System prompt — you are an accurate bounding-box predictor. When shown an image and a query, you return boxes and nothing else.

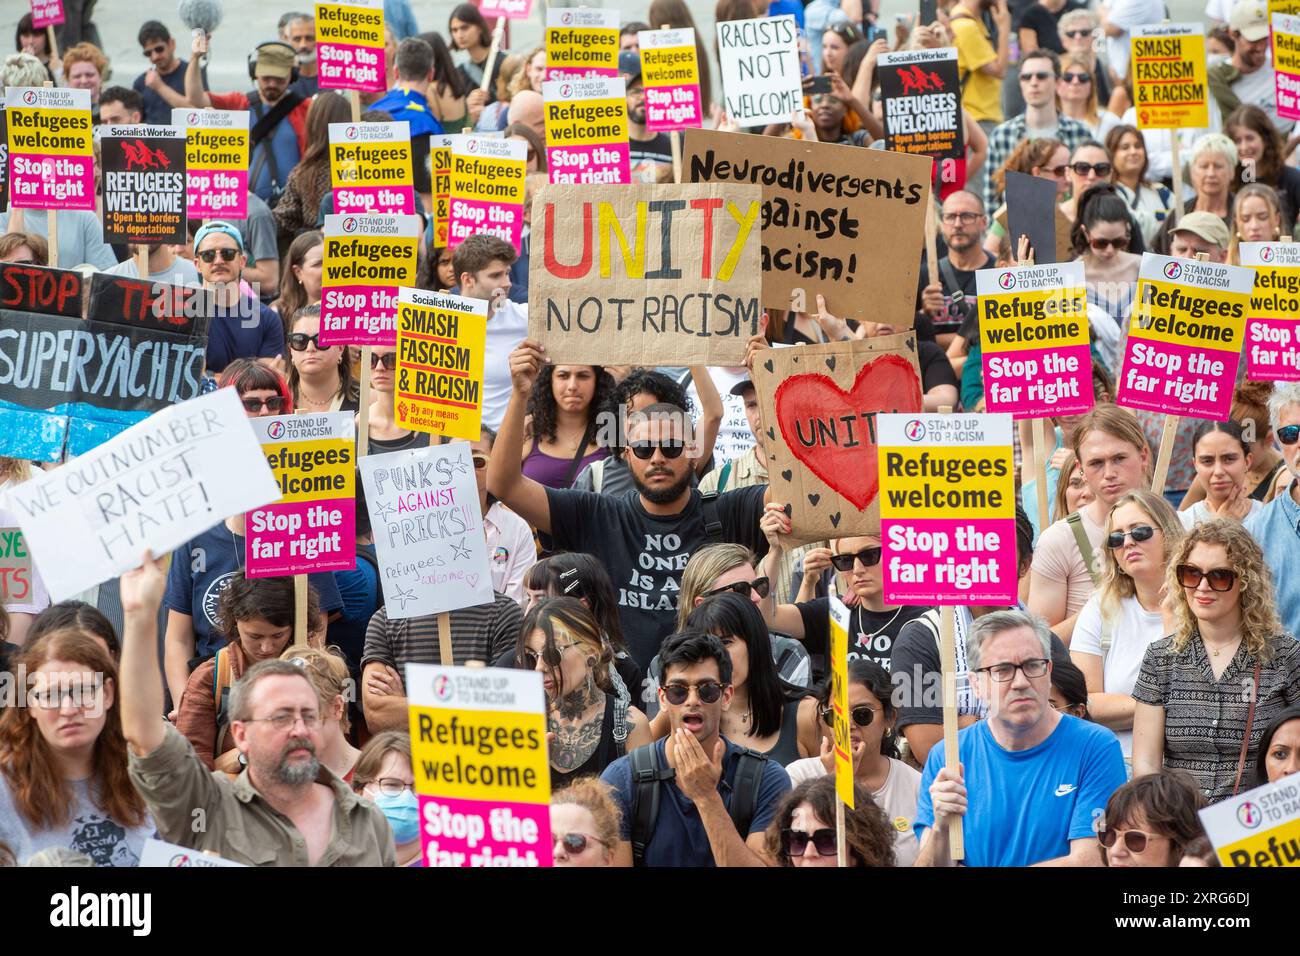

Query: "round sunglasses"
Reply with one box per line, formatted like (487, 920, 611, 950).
(703, 576, 770, 600)
(518, 639, 581, 671)
(782, 827, 837, 857)
(830, 547, 882, 571)
(1176, 565, 1238, 591)
(1106, 525, 1155, 549)
(819, 704, 877, 727)
(662, 680, 725, 706)
(197, 247, 240, 263)
(1098, 828, 1159, 853)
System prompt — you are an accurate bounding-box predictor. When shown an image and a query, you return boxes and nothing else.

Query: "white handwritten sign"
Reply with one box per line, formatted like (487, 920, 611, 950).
(139, 838, 248, 868)
(359, 441, 493, 618)
(716, 15, 802, 126)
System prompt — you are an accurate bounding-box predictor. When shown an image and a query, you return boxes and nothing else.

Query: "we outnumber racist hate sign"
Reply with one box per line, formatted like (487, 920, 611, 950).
(879, 413, 1017, 606)
(1240, 241, 1300, 380)
(448, 136, 527, 252)
(319, 213, 421, 346)
(359, 442, 494, 619)
(542, 77, 631, 185)
(683, 129, 931, 323)
(545, 8, 620, 81)
(976, 261, 1093, 418)
(329, 121, 415, 215)
(716, 16, 802, 126)
(753, 336, 924, 542)
(1131, 24, 1209, 129)
(315, 0, 386, 93)
(246, 413, 356, 577)
(879, 48, 964, 163)
(638, 28, 704, 131)
(5, 388, 280, 602)
(4, 87, 94, 211)
(1116, 254, 1253, 421)
(529, 182, 763, 366)
(1275, 14, 1300, 122)
(173, 108, 249, 219)
(99, 125, 188, 245)
(1200, 774, 1300, 867)
(408, 664, 552, 867)
(396, 288, 488, 442)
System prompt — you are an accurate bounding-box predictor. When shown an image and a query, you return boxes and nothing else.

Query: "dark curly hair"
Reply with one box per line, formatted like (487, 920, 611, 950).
(525, 364, 616, 445)
(765, 776, 897, 867)
(217, 572, 321, 647)
(598, 369, 694, 451)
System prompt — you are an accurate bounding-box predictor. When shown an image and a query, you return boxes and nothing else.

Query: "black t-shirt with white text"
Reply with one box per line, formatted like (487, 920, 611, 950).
(796, 598, 933, 674)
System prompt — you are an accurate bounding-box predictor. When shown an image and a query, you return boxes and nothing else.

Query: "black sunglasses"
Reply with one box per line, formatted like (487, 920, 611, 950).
(782, 828, 837, 857)
(662, 681, 725, 705)
(703, 576, 770, 600)
(1061, 71, 1092, 84)
(1063, 29, 1093, 39)
(144, 43, 168, 56)
(819, 704, 875, 728)
(288, 332, 324, 351)
(1106, 525, 1156, 549)
(629, 440, 685, 460)
(1278, 424, 1300, 445)
(241, 395, 284, 413)
(1020, 70, 1054, 81)
(370, 352, 398, 370)
(1071, 161, 1113, 177)
(1099, 828, 1154, 853)
(1176, 565, 1238, 592)
(1089, 236, 1129, 251)
(830, 547, 882, 571)
(197, 247, 240, 263)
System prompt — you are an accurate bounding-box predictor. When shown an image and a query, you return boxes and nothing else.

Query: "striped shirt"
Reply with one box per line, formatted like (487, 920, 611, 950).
(361, 593, 524, 672)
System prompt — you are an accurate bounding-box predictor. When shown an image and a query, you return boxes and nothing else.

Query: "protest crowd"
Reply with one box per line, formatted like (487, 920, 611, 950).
(3, 0, 1300, 874)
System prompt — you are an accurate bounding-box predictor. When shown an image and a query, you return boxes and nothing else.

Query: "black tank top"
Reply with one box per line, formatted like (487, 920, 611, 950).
(759, 698, 804, 767)
(551, 693, 626, 788)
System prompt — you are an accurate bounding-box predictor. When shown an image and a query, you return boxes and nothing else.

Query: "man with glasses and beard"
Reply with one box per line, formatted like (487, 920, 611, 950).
(119, 555, 395, 866)
(489, 341, 774, 672)
(915, 190, 996, 353)
(192, 221, 286, 375)
(914, 609, 1125, 867)
(600, 631, 792, 866)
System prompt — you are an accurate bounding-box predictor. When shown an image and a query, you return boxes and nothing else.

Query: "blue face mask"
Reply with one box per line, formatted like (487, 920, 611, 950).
(373, 789, 420, 845)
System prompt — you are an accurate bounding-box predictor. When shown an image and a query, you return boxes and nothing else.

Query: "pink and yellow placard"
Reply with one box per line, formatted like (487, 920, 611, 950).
(1240, 241, 1300, 381)
(329, 120, 415, 215)
(545, 7, 619, 81)
(5, 87, 94, 211)
(320, 213, 422, 346)
(542, 77, 630, 186)
(638, 28, 704, 131)
(316, 0, 386, 93)
(447, 136, 527, 252)
(174, 108, 250, 219)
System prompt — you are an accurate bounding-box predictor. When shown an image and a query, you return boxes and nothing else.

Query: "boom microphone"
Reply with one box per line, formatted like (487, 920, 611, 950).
(178, 0, 224, 34)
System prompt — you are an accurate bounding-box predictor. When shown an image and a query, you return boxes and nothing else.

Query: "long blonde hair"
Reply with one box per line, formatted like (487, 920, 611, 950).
(1097, 490, 1182, 629)
(1166, 519, 1284, 660)
(677, 543, 753, 629)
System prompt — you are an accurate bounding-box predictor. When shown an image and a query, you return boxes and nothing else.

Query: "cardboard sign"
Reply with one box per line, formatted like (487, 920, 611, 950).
(4, 87, 94, 211)
(408, 663, 552, 867)
(638, 28, 704, 132)
(432, 135, 455, 248)
(329, 120, 415, 215)
(319, 213, 422, 347)
(479, 0, 533, 19)
(683, 128, 931, 323)
(1131, 24, 1209, 130)
(86, 271, 209, 336)
(976, 262, 1093, 419)
(448, 136, 527, 252)
(1116, 254, 1253, 421)
(829, 594, 855, 809)
(1, 261, 83, 318)
(0, 528, 33, 604)
(752, 336, 924, 543)
(1274, 14, 1300, 123)
(1240, 241, 1300, 380)
(246, 413, 356, 577)
(359, 442, 494, 619)
(545, 8, 620, 81)
(716, 15, 802, 126)
(1199, 774, 1300, 867)
(315, 0, 386, 93)
(173, 108, 250, 219)
(542, 77, 631, 186)
(879, 48, 964, 163)
(5, 388, 280, 602)
(878, 413, 1017, 605)
(396, 288, 488, 441)
(29, 0, 65, 28)
(99, 125, 188, 245)
(529, 182, 763, 366)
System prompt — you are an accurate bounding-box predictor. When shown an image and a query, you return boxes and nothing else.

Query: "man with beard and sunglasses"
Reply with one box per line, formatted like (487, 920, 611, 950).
(192, 221, 286, 375)
(600, 631, 792, 866)
(119, 553, 395, 866)
(489, 341, 774, 672)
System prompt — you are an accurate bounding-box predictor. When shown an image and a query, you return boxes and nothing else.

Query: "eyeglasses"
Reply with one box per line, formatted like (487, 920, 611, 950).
(1070, 161, 1113, 177)
(1020, 71, 1054, 82)
(629, 440, 685, 460)
(1063, 29, 1094, 39)
(241, 395, 285, 413)
(1044, 164, 1069, 177)
(1176, 565, 1238, 592)
(370, 352, 398, 370)
(366, 777, 414, 797)
(1061, 72, 1092, 84)
(1278, 424, 1300, 445)
(197, 247, 240, 263)
(1099, 828, 1159, 853)
(781, 828, 837, 857)
(553, 832, 608, 853)
(1106, 524, 1156, 549)
(519, 640, 581, 670)
(830, 547, 882, 571)
(703, 576, 770, 600)
(941, 211, 983, 224)
(472, 453, 490, 470)
(819, 704, 876, 727)
(31, 684, 102, 709)
(145, 44, 168, 56)
(975, 658, 1050, 682)
(242, 709, 322, 731)
(1089, 235, 1129, 252)
(662, 681, 725, 705)
(288, 332, 324, 351)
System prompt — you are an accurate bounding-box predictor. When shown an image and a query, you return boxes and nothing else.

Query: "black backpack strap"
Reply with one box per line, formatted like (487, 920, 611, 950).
(727, 747, 769, 839)
(248, 89, 303, 148)
(629, 744, 672, 867)
(699, 491, 724, 543)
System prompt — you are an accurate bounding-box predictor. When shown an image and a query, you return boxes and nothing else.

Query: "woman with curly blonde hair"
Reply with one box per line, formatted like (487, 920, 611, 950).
(1132, 520, 1300, 802)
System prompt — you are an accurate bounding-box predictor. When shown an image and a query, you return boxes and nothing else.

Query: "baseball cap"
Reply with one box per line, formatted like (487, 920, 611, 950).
(729, 376, 755, 397)
(193, 220, 247, 254)
(618, 50, 642, 82)
(1228, 0, 1268, 42)
(254, 42, 296, 78)
(1170, 211, 1231, 250)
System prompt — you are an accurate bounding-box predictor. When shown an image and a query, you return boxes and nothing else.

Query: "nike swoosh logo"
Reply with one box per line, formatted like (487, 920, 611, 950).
(1054, 784, 1077, 797)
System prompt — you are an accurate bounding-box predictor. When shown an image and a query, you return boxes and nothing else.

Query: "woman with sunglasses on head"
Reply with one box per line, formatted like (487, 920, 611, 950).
(1105, 124, 1174, 248)
(784, 659, 921, 865)
(519, 598, 651, 787)
(285, 304, 359, 414)
(764, 776, 896, 867)
(272, 230, 324, 326)
(278, 646, 359, 782)
(1072, 184, 1143, 331)
(1178, 421, 1263, 528)
(351, 731, 421, 866)
(550, 777, 625, 867)
(1072, 491, 1182, 764)
(521, 364, 615, 490)
(1060, 141, 1114, 224)
(1252, 706, 1300, 786)
(363, 346, 430, 452)
(1098, 770, 1207, 867)
(1132, 520, 1300, 803)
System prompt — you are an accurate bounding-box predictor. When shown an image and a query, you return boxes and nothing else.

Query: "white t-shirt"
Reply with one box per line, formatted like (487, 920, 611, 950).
(481, 299, 529, 431)
(1103, 0, 1165, 81)
(1233, 58, 1295, 134)
(1071, 592, 1165, 756)
(1178, 499, 1264, 530)
(104, 257, 201, 287)
(784, 756, 922, 867)
(485, 500, 536, 606)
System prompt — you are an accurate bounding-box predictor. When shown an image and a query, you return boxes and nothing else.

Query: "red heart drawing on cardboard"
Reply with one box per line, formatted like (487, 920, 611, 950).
(773, 355, 923, 511)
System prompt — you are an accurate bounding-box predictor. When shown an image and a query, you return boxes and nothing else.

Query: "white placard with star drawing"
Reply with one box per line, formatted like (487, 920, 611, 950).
(358, 441, 493, 618)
